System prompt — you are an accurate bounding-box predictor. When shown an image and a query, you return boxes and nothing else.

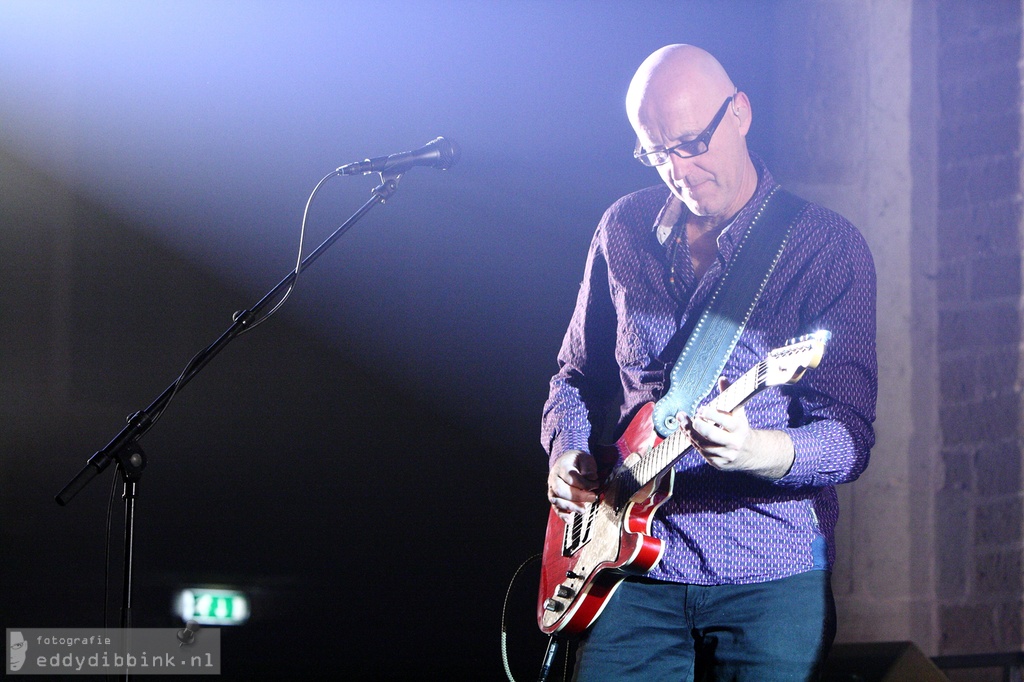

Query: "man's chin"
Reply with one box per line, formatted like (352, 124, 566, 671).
(678, 194, 708, 217)
(672, 186, 713, 216)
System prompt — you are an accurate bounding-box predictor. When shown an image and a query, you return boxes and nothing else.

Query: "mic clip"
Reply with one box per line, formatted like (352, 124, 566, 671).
(371, 169, 405, 203)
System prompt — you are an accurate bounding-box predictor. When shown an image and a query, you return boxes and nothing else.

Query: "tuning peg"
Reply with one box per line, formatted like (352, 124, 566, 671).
(809, 330, 832, 344)
(785, 330, 832, 346)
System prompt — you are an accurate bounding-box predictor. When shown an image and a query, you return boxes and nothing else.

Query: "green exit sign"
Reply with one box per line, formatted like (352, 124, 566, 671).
(176, 588, 250, 625)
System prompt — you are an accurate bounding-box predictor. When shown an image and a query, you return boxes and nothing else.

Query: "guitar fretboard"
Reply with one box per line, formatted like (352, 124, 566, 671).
(615, 358, 769, 505)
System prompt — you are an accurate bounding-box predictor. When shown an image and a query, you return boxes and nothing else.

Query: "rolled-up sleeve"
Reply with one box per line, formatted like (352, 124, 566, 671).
(776, 216, 877, 488)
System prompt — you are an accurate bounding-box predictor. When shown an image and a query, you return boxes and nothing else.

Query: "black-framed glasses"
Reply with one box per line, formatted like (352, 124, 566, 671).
(633, 95, 734, 166)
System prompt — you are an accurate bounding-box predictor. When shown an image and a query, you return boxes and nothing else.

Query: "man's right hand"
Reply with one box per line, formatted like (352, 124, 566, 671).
(547, 450, 599, 522)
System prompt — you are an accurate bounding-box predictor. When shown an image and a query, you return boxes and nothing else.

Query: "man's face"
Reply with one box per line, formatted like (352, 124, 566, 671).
(635, 90, 749, 221)
(10, 631, 27, 672)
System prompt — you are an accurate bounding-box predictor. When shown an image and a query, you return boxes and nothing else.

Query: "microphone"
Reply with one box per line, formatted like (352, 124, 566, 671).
(338, 137, 461, 176)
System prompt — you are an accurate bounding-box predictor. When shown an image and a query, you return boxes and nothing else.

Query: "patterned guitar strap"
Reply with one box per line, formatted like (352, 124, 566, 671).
(651, 186, 808, 438)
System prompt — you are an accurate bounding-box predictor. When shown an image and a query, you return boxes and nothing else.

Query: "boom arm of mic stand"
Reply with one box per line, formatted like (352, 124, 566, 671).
(55, 170, 405, 505)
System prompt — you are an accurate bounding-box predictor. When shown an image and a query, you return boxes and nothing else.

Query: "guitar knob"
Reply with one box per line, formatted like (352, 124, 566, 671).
(544, 598, 564, 612)
(556, 585, 576, 599)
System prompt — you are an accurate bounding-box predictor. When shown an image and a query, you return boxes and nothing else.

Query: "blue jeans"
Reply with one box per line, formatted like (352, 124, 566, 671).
(573, 570, 835, 682)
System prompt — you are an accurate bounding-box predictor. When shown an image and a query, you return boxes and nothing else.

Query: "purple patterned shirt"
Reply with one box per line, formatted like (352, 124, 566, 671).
(541, 156, 877, 585)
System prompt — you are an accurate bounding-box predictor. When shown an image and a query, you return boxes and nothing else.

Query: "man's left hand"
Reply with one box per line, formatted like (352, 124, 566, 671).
(681, 377, 795, 480)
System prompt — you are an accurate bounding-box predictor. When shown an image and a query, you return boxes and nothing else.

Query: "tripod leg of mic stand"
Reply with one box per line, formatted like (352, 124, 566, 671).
(121, 477, 136, 630)
(117, 445, 146, 682)
(537, 636, 562, 682)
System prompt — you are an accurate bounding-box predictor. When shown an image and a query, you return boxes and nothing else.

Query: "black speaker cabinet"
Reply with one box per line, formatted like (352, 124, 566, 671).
(822, 641, 949, 682)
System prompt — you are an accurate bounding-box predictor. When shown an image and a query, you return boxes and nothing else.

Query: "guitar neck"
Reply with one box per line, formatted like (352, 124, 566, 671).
(714, 362, 766, 413)
(622, 357, 770, 495)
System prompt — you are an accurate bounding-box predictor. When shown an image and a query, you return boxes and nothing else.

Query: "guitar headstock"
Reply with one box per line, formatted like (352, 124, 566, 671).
(764, 330, 831, 387)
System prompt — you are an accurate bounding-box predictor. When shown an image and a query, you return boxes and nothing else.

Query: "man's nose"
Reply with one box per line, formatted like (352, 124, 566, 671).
(668, 153, 696, 183)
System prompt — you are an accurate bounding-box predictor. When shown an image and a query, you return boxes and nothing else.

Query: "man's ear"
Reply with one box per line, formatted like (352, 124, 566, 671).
(733, 91, 752, 135)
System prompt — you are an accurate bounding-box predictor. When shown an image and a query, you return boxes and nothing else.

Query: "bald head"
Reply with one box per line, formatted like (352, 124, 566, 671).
(626, 44, 736, 136)
(625, 45, 756, 224)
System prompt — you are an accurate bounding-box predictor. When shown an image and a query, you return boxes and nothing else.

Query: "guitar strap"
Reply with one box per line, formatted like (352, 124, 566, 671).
(651, 186, 808, 438)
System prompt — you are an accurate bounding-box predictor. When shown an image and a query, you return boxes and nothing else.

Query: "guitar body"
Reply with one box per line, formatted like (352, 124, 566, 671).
(537, 402, 675, 635)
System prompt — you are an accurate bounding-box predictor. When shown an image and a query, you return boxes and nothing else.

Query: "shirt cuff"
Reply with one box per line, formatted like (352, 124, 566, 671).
(776, 424, 825, 487)
(548, 430, 591, 467)
(775, 419, 866, 488)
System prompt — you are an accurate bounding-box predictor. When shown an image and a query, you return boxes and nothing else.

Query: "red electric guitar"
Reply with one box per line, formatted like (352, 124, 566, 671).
(536, 332, 830, 635)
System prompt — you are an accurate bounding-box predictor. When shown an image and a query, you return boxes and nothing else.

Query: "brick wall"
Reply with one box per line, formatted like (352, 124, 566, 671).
(935, 0, 1023, 654)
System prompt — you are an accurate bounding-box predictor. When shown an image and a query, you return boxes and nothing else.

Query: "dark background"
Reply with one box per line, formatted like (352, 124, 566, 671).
(0, 2, 787, 678)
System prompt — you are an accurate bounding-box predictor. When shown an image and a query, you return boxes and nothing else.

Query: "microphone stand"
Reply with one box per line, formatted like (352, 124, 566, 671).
(54, 169, 406, 656)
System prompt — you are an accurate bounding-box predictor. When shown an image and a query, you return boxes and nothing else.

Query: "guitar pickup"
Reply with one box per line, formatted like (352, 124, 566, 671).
(562, 501, 600, 555)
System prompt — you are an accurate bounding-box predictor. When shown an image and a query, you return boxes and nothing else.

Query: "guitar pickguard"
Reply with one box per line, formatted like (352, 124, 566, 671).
(538, 470, 672, 634)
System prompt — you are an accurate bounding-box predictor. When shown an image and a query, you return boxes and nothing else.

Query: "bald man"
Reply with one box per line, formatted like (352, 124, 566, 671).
(541, 45, 877, 680)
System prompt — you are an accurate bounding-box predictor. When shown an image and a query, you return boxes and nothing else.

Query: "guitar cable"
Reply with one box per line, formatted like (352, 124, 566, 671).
(501, 552, 545, 682)
(143, 167, 336, 430)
